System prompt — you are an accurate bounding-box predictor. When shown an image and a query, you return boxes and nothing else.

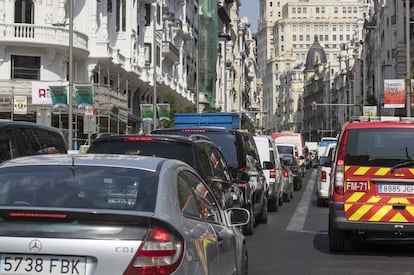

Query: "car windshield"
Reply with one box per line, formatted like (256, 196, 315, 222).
(344, 128, 414, 167)
(0, 166, 158, 211)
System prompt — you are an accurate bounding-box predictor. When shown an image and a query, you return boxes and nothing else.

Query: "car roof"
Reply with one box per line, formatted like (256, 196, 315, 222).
(152, 127, 249, 135)
(0, 120, 61, 132)
(343, 120, 414, 130)
(0, 154, 170, 172)
(92, 133, 214, 146)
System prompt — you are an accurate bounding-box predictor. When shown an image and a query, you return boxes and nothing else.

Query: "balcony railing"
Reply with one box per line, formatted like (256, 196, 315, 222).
(0, 23, 88, 52)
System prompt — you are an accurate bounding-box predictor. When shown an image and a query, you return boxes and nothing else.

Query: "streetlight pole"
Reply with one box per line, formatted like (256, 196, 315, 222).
(406, 0, 411, 117)
(68, 0, 74, 150)
(152, 2, 157, 130)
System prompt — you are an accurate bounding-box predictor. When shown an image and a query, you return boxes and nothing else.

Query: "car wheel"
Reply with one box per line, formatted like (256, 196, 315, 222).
(239, 248, 248, 275)
(294, 179, 299, 191)
(268, 197, 278, 212)
(243, 203, 255, 235)
(329, 216, 345, 252)
(283, 192, 291, 202)
(316, 196, 324, 207)
(257, 196, 268, 224)
(279, 191, 284, 206)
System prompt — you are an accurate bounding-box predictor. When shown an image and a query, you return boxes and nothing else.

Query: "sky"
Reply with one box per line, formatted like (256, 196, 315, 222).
(239, 0, 260, 33)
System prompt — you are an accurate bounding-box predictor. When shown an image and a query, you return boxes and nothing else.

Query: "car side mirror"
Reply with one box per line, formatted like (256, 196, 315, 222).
(226, 208, 250, 226)
(262, 161, 274, 170)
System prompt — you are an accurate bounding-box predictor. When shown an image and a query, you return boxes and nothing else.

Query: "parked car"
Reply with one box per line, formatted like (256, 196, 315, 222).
(329, 117, 414, 252)
(280, 153, 302, 191)
(253, 135, 284, 211)
(152, 127, 268, 236)
(316, 143, 336, 206)
(0, 120, 67, 163)
(0, 154, 250, 275)
(86, 134, 242, 209)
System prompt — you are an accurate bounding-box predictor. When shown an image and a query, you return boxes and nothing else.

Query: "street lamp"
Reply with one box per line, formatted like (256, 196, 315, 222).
(405, 0, 411, 117)
(68, 0, 74, 149)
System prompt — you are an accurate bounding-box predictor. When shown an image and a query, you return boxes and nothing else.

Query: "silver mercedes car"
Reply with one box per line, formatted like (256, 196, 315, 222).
(0, 154, 250, 275)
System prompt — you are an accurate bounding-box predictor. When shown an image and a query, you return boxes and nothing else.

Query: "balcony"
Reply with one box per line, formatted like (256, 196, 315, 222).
(162, 41, 179, 63)
(0, 23, 88, 53)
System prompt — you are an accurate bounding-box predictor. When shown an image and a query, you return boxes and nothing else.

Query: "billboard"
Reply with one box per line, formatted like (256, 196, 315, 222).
(383, 79, 405, 108)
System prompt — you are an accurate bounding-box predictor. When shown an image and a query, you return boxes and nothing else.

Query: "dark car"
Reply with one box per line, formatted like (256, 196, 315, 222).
(0, 154, 250, 275)
(0, 120, 67, 163)
(87, 134, 242, 209)
(152, 127, 268, 236)
(280, 153, 302, 191)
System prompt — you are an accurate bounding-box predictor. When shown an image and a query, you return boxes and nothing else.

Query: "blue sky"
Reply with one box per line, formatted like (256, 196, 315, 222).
(240, 0, 259, 32)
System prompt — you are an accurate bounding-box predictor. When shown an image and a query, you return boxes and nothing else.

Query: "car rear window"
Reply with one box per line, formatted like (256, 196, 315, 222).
(277, 145, 294, 155)
(0, 166, 158, 212)
(344, 128, 414, 167)
(88, 139, 195, 166)
(152, 130, 239, 168)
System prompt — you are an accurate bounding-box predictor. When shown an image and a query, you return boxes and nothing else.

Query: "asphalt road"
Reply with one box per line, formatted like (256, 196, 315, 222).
(246, 168, 414, 275)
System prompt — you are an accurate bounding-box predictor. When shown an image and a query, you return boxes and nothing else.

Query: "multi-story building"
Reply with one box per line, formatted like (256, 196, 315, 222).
(258, 0, 368, 134)
(0, 0, 197, 148)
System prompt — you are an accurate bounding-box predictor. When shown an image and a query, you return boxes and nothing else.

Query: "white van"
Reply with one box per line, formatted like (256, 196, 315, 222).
(271, 132, 305, 160)
(253, 136, 283, 212)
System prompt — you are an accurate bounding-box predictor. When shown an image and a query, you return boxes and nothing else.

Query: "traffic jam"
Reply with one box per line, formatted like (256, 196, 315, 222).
(2, 116, 414, 274)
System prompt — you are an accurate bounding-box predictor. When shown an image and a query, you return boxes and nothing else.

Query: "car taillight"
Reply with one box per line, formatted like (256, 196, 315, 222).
(321, 170, 327, 182)
(270, 168, 276, 179)
(180, 129, 206, 133)
(282, 168, 289, 178)
(123, 226, 184, 275)
(334, 164, 345, 195)
(124, 137, 155, 142)
(333, 131, 347, 196)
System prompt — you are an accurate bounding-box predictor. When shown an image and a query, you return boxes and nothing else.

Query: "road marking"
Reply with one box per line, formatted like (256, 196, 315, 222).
(287, 169, 318, 233)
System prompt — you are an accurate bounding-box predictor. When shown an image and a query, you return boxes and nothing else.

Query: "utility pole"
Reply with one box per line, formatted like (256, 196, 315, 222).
(406, 0, 411, 116)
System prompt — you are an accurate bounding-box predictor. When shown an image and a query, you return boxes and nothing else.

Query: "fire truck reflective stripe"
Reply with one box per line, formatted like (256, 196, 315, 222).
(406, 206, 414, 216)
(347, 192, 365, 203)
(367, 196, 381, 203)
(394, 172, 406, 177)
(368, 205, 392, 221)
(409, 168, 414, 175)
(388, 198, 410, 204)
(374, 168, 390, 176)
(390, 212, 408, 222)
(354, 167, 370, 175)
(348, 205, 373, 220)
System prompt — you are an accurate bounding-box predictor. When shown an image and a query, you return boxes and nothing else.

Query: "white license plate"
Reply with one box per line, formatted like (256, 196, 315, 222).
(0, 254, 86, 275)
(378, 184, 414, 194)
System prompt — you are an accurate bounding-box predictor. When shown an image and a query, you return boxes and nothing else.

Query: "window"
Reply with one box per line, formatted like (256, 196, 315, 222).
(107, 0, 112, 13)
(144, 4, 151, 26)
(14, 0, 34, 24)
(293, 35, 297, 41)
(11, 55, 40, 80)
(316, 7, 320, 13)
(334, 7, 338, 13)
(178, 170, 222, 223)
(116, 0, 126, 32)
(144, 43, 151, 66)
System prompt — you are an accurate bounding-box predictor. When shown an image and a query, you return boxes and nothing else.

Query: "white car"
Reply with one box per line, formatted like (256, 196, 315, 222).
(316, 143, 336, 206)
(253, 136, 284, 212)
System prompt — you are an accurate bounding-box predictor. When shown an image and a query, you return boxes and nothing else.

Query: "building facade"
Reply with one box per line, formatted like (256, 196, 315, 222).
(0, 0, 197, 147)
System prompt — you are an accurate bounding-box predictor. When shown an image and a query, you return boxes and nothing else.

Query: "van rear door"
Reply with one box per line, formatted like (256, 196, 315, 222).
(342, 127, 414, 223)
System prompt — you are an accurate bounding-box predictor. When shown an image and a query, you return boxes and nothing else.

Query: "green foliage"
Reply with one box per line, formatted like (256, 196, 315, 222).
(365, 94, 377, 106)
(160, 91, 195, 128)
